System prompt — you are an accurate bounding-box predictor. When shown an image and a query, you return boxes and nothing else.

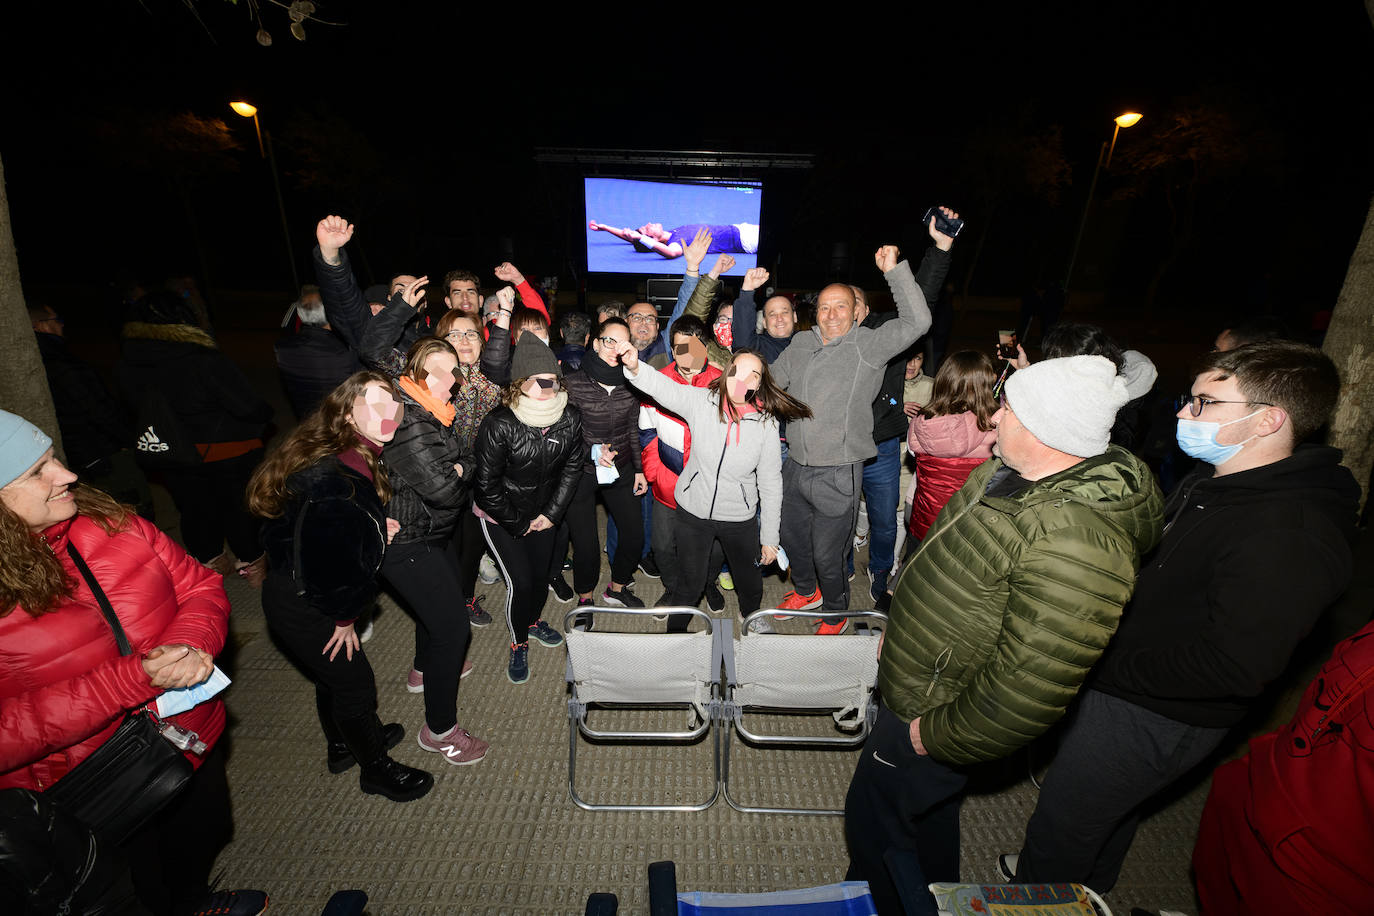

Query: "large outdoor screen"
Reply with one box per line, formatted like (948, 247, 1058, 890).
(585, 177, 761, 277)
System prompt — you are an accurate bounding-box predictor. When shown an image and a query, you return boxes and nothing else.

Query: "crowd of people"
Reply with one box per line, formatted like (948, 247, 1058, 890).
(2, 203, 1367, 916)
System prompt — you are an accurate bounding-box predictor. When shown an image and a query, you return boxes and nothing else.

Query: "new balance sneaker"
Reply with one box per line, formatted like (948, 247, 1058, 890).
(466, 596, 493, 628)
(639, 553, 662, 578)
(704, 582, 726, 613)
(996, 853, 1018, 882)
(602, 586, 644, 608)
(478, 553, 499, 585)
(507, 642, 530, 684)
(528, 619, 564, 648)
(777, 588, 823, 611)
(815, 616, 850, 636)
(548, 574, 575, 603)
(406, 668, 424, 693)
(418, 723, 489, 766)
(717, 571, 735, 591)
(190, 889, 269, 916)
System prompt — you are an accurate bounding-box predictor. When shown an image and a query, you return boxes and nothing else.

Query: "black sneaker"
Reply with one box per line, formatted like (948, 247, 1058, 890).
(996, 853, 1018, 882)
(704, 583, 726, 613)
(602, 586, 644, 608)
(548, 574, 575, 603)
(573, 596, 595, 631)
(191, 889, 269, 916)
(639, 553, 662, 578)
(528, 619, 564, 648)
(466, 596, 493, 628)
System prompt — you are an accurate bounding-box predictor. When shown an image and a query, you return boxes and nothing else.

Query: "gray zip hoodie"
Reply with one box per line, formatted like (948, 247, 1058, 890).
(624, 363, 783, 547)
(770, 259, 931, 466)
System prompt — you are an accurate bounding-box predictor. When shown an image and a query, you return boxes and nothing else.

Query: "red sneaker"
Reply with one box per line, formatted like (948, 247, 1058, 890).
(776, 588, 823, 612)
(815, 617, 850, 636)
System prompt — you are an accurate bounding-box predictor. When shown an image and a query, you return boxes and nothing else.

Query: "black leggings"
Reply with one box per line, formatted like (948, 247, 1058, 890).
(568, 471, 643, 594)
(480, 517, 557, 644)
(381, 539, 471, 735)
(452, 510, 482, 601)
(663, 510, 763, 633)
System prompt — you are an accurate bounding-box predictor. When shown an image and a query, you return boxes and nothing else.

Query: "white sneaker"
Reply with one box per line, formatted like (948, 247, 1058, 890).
(996, 853, 1018, 882)
(358, 619, 374, 644)
(478, 553, 499, 585)
(746, 616, 775, 635)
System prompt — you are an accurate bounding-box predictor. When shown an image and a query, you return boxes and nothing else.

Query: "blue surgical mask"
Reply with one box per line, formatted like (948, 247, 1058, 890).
(1175, 408, 1264, 465)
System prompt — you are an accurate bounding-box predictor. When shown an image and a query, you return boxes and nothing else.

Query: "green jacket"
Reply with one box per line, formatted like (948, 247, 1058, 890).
(879, 446, 1163, 765)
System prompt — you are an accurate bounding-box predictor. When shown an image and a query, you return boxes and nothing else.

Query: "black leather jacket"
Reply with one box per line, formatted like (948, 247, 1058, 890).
(474, 403, 584, 537)
(381, 391, 475, 545)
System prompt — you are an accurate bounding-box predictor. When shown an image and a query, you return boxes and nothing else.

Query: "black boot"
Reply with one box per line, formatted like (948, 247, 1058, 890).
(337, 715, 433, 802)
(328, 721, 405, 774)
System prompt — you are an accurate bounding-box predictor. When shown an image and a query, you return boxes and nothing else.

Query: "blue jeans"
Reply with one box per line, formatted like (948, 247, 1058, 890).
(606, 491, 653, 561)
(847, 436, 900, 587)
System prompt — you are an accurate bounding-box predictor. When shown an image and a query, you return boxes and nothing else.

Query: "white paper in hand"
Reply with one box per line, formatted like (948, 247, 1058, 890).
(591, 444, 620, 485)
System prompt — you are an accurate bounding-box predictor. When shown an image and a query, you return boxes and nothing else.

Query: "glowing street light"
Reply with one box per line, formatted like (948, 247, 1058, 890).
(229, 100, 297, 290)
(1064, 112, 1144, 291)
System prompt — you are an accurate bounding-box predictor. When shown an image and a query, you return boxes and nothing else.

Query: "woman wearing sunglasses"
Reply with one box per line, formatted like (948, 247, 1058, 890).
(473, 333, 584, 684)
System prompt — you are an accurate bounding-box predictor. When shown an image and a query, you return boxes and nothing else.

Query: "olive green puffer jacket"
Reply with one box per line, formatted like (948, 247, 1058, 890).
(879, 446, 1163, 765)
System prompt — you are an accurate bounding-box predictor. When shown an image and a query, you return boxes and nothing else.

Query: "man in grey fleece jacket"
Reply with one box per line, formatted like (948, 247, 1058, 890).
(771, 245, 931, 619)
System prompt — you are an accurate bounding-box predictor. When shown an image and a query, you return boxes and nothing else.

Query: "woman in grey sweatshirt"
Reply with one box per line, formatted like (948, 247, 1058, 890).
(619, 342, 811, 630)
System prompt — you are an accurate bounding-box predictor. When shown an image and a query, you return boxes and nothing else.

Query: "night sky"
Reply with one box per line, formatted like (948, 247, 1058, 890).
(5, 1, 1372, 326)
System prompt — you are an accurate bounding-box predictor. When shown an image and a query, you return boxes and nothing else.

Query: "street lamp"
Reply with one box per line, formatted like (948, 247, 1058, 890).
(1063, 112, 1142, 291)
(230, 100, 298, 291)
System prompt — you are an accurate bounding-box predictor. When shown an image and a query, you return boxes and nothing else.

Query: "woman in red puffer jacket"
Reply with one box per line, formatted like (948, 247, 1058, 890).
(0, 409, 235, 914)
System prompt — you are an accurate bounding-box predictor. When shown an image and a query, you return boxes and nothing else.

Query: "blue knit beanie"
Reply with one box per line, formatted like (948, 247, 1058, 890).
(0, 410, 53, 488)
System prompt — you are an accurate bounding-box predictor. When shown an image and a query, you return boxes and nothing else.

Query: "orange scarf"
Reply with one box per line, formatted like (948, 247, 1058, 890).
(398, 375, 456, 427)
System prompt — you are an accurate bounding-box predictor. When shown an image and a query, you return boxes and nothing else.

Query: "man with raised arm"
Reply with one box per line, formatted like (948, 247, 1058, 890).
(767, 241, 931, 626)
(845, 355, 1162, 914)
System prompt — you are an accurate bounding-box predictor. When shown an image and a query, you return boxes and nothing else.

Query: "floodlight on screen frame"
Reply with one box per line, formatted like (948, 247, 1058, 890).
(585, 176, 761, 277)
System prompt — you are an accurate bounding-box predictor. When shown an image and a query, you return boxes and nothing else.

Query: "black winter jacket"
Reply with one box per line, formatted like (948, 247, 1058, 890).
(35, 333, 131, 469)
(260, 458, 387, 623)
(561, 369, 643, 475)
(1091, 444, 1360, 727)
(474, 403, 584, 536)
(274, 325, 360, 419)
(381, 391, 475, 545)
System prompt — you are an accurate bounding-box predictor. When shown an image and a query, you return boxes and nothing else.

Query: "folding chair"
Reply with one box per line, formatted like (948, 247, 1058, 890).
(564, 607, 725, 812)
(721, 610, 886, 815)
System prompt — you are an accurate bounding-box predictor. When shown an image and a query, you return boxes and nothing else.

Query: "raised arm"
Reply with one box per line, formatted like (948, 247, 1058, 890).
(653, 228, 713, 353)
(865, 245, 932, 365)
(480, 286, 516, 387)
(312, 215, 369, 349)
(619, 344, 705, 421)
(359, 281, 426, 373)
(731, 268, 768, 350)
(495, 262, 550, 325)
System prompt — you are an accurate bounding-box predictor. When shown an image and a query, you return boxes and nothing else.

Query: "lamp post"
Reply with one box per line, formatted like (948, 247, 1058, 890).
(1063, 112, 1142, 292)
(230, 100, 298, 292)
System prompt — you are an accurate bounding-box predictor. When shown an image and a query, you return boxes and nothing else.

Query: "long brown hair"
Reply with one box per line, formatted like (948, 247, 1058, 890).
(920, 349, 998, 431)
(247, 371, 398, 518)
(0, 484, 132, 618)
(711, 349, 813, 424)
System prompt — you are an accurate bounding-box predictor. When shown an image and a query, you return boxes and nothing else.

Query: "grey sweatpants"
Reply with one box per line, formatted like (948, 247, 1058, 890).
(780, 458, 863, 612)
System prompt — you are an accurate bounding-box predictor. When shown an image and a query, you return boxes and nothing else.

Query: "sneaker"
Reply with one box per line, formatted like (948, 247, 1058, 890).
(418, 723, 489, 766)
(478, 553, 499, 585)
(602, 586, 644, 608)
(853, 532, 869, 550)
(358, 618, 374, 644)
(461, 658, 473, 679)
(746, 616, 775, 635)
(548, 574, 575, 603)
(815, 616, 850, 635)
(562, 555, 572, 571)
(528, 619, 564, 648)
(869, 572, 889, 605)
(717, 571, 735, 591)
(777, 588, 823, 611)
(191, 889, 269, 916)
(573, 597, 595, 631)
(327, 722, 404, 774)
(406, 668, 424, 693)
(874, 590, 892, 613)
(639, 553, 662, 578)
(507, 642, 530, 684)
(704, 582, 726, 613)
(996, 853, 1018, 882)
(466, 596, 493, 628)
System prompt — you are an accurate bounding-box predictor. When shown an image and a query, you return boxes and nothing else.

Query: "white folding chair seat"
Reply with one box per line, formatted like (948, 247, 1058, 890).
(564, 607, 724, 811)
(722, 610, 886, 815)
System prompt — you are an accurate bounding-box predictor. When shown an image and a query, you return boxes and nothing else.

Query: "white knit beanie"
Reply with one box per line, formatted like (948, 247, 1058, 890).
(1003, 355, 1128, 458)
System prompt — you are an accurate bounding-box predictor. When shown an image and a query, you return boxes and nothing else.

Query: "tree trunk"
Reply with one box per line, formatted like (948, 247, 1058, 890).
(1323, 190, 1374, 514)
(0, 153, 63, 459)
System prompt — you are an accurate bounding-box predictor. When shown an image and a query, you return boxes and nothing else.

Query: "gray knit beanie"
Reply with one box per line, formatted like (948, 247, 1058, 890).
(510, 332, 562, 380)
(0, 409, 53, 488)
(1003, 355, 1128, 458)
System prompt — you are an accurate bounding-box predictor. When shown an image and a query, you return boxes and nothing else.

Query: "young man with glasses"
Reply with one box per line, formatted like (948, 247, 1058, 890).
(1004, 339, 1359, 893)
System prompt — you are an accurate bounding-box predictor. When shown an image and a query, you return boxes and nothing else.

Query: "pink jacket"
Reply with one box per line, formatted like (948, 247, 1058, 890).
(907, 411, 996, 540)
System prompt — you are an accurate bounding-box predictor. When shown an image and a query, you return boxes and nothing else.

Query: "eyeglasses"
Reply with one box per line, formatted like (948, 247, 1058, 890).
(597, 336, 625, 348)
(445, 330, 482, 342)
(626, 313, 658, 324)
(1178, 395, 1273, 417)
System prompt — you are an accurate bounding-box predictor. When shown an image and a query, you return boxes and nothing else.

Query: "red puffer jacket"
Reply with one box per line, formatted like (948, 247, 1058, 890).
(907, 411, 996, 540)
(0, 515, 230, 792)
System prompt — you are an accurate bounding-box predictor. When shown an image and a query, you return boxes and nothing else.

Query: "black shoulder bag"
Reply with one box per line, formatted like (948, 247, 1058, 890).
(45, 542, 198, 844)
